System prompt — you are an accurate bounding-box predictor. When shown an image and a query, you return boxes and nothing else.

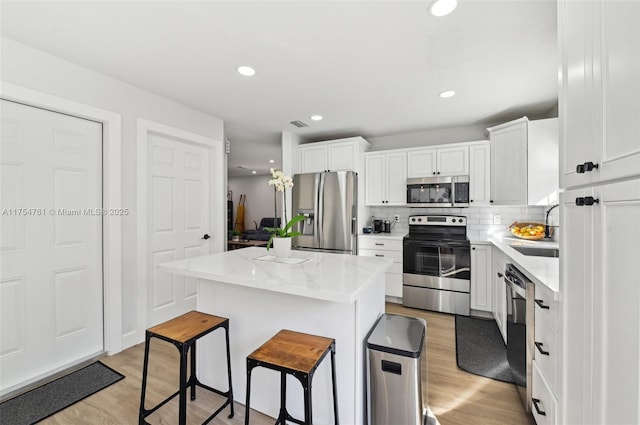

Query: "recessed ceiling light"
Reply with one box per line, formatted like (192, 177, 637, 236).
(252, 170, 257, 174)
(439, 90, 456, 98)
(237, 66, 256, 77)
(269, 159, 275, 163)
(310, 115, 323, 121)
(430, 0, 457, 17)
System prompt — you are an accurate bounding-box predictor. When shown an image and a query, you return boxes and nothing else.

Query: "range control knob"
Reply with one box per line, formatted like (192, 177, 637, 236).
(417, 218, 422, 222)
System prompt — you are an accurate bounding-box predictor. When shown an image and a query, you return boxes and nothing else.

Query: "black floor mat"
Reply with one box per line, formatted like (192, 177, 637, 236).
(0, 361, 124, 425)
(455, 315, 514, 383)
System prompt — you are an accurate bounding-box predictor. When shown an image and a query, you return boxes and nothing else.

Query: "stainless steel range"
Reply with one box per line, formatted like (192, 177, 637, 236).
(402, 215, 471, 315)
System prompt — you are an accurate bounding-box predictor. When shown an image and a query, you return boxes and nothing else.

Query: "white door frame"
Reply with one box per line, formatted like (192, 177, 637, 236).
(135, 118, 224, 345)
(0, 81, 123, 355)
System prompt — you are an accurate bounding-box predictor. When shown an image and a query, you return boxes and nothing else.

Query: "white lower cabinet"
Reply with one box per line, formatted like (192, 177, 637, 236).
(358, 236, 404, 299)
(532, 360, 558, 425)
(492, 248, 507, 343)
(470, 243, 492, 313)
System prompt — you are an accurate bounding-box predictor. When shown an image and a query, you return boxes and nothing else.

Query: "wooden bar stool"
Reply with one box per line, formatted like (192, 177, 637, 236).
(138, 310, 234, 425)
(244, 329, 338, 425)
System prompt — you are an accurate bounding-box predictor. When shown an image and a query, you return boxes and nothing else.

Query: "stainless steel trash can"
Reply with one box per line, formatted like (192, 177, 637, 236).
(366, 313, 427, 425)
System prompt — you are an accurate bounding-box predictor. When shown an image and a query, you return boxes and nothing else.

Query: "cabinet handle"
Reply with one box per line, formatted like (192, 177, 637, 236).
(472, 247, 476, 250)
(375, 254, 384, 257)
(437, 171, 440, 175)
(534, 299, 550, 309)
(497, 272, 503, 278)
(535, 342, 550, 356)
(575, 196, 600, 206)
(375, 243, 384, 246)
(576, 161, 599, 174)
(490, 200, 494, 203)
(432, 172, 436, 175)
(470, 199, 474, 202)
(532, 398, 547, 416)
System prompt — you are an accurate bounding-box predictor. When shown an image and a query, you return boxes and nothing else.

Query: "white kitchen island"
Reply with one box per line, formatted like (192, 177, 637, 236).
(159, 246, 392, 425)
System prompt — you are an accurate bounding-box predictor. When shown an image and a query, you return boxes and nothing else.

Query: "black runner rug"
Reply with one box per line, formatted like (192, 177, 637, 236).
(455, 315, 514, 383)
(0, 361, 124, 425)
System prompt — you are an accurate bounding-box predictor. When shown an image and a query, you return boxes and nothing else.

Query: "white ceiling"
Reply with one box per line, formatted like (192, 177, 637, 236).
(0, 1, 558, 177)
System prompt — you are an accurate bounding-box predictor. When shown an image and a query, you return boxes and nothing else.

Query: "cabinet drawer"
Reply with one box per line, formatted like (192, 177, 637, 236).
(535, 283, 559, 330)
(359, 238, 403, 251)
(532, 360, 558, 425)
(359, 248, 403, 263)
(385, 272, 403, 298)
(534, 311, 559, 394)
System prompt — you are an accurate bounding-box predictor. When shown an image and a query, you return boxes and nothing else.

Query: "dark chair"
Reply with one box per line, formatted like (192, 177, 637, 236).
(243, 218, 281, 241)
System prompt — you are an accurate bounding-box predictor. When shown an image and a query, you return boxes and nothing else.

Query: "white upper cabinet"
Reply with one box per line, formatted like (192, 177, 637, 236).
(468, 141, 491, 205)
(298, 137, 370, 174)
(488, 117, 559, 206)
(299, 143, 328, 173)
(407, 145, 468, 178)
(488, 118, 528, 205)
(365, 151, 407, 206)
(559, 0, 640, 189)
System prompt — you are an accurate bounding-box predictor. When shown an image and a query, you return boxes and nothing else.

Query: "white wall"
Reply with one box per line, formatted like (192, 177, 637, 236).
(1, 37, 225, 347)
(366, 124, 488, 151)
(227, 175, 282, 233)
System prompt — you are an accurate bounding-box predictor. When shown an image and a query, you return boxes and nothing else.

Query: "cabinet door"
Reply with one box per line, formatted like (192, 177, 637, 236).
(560, 0, 640, 189)
(327, 142, 356, 171)
(437, 146, 469, 176)
(491, 121, 527, 205)
(365, 154, 386, 206)
(299, 144, 327, 173)
(563, 180, 640, 424)
(407, 148, 436, 178)
(469, 142, 491, 205)
(386, 152, 407, 205)
(470, 244, 492, 312)
(492, 250, 507, 343)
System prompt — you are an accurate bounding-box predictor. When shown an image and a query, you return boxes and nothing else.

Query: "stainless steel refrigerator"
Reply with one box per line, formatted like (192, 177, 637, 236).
(292, 171, 357, 254)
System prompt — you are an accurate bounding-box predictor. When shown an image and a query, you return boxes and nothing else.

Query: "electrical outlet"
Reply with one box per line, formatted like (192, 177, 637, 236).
(394, 214, 400, 222)
(493, 214, 501, 225)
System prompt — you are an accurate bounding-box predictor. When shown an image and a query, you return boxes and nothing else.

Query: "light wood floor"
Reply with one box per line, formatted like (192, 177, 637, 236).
(39, 304, 534, 425)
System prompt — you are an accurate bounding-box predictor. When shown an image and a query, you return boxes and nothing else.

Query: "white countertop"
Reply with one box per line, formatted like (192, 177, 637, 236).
(359, 231, 407, 240)
(488, 233, 559, 295)
(159, 247, 393, 304)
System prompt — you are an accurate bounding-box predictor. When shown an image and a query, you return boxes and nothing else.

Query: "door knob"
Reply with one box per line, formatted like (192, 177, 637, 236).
(201, 234, 210, 240)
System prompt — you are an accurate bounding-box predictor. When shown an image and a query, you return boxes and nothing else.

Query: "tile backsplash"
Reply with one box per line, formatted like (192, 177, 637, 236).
(369, 205, 551, 240)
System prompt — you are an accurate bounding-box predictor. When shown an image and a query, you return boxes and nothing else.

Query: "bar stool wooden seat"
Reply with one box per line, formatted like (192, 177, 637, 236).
(244, 329, 338, 425)
(138, 310, 234, 425)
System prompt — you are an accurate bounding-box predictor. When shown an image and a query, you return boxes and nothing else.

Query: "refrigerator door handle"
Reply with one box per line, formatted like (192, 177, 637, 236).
(317, 172, 325, 248)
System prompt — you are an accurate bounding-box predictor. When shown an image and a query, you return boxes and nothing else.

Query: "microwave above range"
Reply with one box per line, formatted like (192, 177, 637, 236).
(406, 176, 469, 208)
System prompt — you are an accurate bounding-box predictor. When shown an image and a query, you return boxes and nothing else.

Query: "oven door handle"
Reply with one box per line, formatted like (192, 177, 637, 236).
(403, 240, 469, 248)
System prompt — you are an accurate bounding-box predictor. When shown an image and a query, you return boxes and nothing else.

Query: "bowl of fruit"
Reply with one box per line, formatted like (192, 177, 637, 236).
(507, 222, 548, 240)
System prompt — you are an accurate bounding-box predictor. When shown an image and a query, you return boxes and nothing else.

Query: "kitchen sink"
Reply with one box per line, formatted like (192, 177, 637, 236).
(510, 245, 560, 258)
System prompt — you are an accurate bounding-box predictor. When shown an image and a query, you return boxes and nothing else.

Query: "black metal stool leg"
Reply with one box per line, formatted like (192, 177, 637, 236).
(330, 343, 339, 425)
(277, 371, 287, 424)
(138, 332, 152, 425)
(178, 344, 188, 425)
(244, 362, 253, 425)
(303, 375, 312, 425)
(225, 324, 235, 418)
(190, 340, 197, 401)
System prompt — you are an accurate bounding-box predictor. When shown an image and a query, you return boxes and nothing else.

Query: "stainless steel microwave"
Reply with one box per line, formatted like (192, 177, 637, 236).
(406, 176, 470, 207)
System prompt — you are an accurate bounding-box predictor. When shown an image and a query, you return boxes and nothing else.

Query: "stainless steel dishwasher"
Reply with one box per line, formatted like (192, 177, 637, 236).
(505, 263, 535, 412)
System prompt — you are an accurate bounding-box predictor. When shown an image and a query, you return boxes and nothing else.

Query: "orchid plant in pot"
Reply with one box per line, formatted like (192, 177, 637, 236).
(264, 169, 304, 258)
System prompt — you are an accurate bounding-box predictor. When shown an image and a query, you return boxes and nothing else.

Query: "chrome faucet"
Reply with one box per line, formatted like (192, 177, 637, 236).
(545, 204, 559, 238)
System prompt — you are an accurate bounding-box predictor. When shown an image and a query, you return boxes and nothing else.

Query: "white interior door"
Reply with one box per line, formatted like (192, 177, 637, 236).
(147, 133, 211, 327)
(0, 99, 103, 393)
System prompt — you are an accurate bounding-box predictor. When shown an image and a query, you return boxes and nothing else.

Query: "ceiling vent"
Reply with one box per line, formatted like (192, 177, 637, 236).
(290, 120, 309, 128)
